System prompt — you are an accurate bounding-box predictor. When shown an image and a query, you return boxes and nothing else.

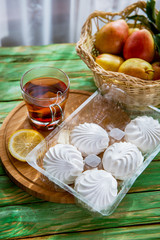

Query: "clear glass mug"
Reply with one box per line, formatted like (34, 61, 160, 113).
(20, 66, 70, 130)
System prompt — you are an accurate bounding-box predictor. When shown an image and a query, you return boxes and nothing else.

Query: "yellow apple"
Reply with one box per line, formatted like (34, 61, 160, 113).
(96, 53, 124, 72)
(118, 58, 154, 80)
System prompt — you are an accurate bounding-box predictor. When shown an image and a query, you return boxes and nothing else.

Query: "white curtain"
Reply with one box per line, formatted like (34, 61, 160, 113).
(0, 0, 159, 47)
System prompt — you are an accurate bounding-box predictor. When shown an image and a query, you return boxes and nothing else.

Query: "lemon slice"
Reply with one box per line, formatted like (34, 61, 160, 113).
(8, 129, 44, 162)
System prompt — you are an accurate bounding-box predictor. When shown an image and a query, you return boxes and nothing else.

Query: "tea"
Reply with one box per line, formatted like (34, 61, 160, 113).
(23, 77, 69, 129)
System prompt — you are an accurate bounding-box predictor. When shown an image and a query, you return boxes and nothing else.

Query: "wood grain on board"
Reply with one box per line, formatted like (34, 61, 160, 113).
(0, 90, 91, 203)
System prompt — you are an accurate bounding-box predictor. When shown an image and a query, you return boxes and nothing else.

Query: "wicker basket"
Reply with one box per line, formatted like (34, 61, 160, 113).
(76, 1, 160, 109)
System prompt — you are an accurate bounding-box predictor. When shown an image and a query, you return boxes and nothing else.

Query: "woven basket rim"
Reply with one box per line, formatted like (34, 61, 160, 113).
(76, 0, 160, 86)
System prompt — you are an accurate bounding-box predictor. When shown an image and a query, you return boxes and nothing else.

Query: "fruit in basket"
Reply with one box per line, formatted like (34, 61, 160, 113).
(152, 62, 160, 80)
(95, 53, 124, 72)
(153, 51, 160, 62)
(118, 58, 154, 80)
(123, 29, 155, 62)
(126, 0, 160, 56)
(128, 27, 139, 36)
(95, 19, 129, 54)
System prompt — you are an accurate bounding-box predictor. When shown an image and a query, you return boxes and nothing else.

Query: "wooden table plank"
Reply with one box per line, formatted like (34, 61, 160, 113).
(0, 161, 5, 175)
(0, 101, 21, 122)
(0, 60, 89, 81)
(0, 44, 78, 58)
(0, 82, 22, 100)
(0, 191, 160, 239)
(130, 160, 160, 192)
(19, 224, 160, 240)
(0, 175, 43, 206)
(0, 50, 79, 63)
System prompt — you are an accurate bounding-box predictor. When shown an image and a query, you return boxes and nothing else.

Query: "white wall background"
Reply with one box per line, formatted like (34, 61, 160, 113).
(0, 0, 160, 46)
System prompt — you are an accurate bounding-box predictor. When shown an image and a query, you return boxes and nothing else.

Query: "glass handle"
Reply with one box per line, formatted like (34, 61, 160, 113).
(49, 103, 63, 123)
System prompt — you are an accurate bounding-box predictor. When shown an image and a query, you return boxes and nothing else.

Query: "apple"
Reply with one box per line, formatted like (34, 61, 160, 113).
(96, 53, 124, 72)
(152, 62, 160, 80)
(123, 29, 155, 63)
(95, 19, 129, 54)
(118, 58, 154, 80)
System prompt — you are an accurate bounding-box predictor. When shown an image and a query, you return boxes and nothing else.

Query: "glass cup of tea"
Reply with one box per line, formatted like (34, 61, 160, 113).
(20, 66, 70, 130)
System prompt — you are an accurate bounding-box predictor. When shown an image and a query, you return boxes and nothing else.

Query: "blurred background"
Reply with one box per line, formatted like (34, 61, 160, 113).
(0, 0, 160, 47)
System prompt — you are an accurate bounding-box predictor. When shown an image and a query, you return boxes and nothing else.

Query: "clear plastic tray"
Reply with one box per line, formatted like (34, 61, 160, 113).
(26, 88, 160, 216)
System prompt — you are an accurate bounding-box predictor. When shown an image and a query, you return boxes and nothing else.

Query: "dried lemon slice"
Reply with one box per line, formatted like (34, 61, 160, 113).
(8, 129, 44, 162)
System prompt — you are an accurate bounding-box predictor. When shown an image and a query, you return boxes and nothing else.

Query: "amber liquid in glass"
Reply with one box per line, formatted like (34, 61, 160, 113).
(23, 77, 68, 128)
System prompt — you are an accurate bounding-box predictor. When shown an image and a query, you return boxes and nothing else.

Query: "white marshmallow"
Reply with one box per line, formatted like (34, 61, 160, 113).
(43, 144, 84, 184)
(70, 123, 109, 156)
(102, 142, 144, 180)
(74, 169, 117, 211)
(125, 116, 160, 153)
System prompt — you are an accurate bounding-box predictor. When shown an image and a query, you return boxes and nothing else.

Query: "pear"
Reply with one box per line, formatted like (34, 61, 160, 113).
(118, 58, 154, 80)
(128, 27, 139, 36)
(123, 29, 155, 63)
(152, 62, 160, 80)
(96, 53, 124, 72)
(95, 19, 129, 54)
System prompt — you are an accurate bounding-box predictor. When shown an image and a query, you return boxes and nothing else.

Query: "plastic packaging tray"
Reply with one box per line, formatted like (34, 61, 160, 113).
(26, 89, 160, 216)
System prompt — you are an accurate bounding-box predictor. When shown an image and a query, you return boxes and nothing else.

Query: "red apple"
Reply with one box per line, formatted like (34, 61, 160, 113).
(123, 29, 155, 63)
(152, 62, 160, 80)
(95, 19, 129, 54)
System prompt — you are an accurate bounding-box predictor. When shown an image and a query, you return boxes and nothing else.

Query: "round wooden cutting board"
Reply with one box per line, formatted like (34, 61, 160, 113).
(0, 90, 92, 204)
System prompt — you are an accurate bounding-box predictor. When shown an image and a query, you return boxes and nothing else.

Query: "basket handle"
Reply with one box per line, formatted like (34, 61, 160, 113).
(79, 1, 147, 40)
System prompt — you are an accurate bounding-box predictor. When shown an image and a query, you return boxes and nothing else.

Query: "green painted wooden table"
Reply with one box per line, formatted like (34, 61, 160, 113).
(0, 43, 160, 239)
